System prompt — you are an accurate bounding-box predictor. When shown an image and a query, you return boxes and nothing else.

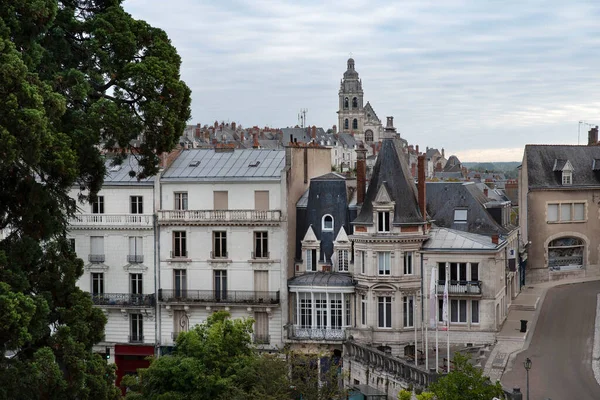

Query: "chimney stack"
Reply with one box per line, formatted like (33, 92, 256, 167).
(231, 122, 236, 130)
(442, 148, 445, 158)
(333, 125, 337, 134)
(253, 133, 259, 149)
(416, 145, 419, 154)
(588, 126, 599, 146)
(311, 125, 317, 139)
(483, 187, 488, 197)
(356, 144, 367, 205)
(418, 154, 427, 221)
(492, 234, 499, 244)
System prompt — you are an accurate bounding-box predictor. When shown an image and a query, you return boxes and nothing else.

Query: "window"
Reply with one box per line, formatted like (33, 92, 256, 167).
(471, 263, 479, 281)
(451, 299, 467, 323)
(365, 130, 373, 143)
(92, 196, 104, 214)
(454, 209, 467, 222)
(68, 238, 75, 251)
(361, 295, 367, 326)
(562, 171, 572, 185)
(344, 97, 349, 109)
(403, 296, 414, 328)
(378, 211, 390, 232)
(90, 236, 104, 263)
(315, 293, 327, 328)
(91, 273, 104, 295)
(254, 191, 269, 211)
(378, 296, 392, 328)
(346, 297, 351, 326)
(352, 97, 358, 108)
(404, 251, 413, 275)
(547, 202, 585, 222)
(378, 252, 391, 275)
(213, 231, 227, 258)
(174, 269, 187, 297)
(130, 273, 143, 295)
(357, 250, 366, 274)
(337, 249, 349, 272)
(322, 215, 334, 231)
(214, 270, 227, 300)
(344, 119, 349, 130)
(172, 231, 187, 258)
(130, 313, 143, 342)
(254, 312, 269, 344)
(299, 293, 312, 328)
(254, 231, 268, 258)
(213, 191, 228, 210)
(128, 236, 143, 263)
(472, 300, 480, 324)
(449, 262, 467, 282)
(174, 192, 188, 210)
(130, 196, 143, 214)
(306, 249, 317, 272)
(548, 237, 584, 270)
(330, 293, 342, 329)
(352, 118, 358, 130)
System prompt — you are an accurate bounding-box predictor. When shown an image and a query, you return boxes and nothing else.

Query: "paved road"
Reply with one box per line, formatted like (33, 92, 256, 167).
(502, 281, 600, 400)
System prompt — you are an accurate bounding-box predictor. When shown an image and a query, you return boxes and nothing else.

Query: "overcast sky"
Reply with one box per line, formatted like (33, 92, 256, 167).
(124, 0, 600, 162)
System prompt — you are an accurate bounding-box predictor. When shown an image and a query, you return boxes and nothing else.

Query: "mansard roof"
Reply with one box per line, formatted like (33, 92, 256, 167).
(423, 227, 502, 250)
(526, 145, 600, 188)
(354, 137, 423, 225)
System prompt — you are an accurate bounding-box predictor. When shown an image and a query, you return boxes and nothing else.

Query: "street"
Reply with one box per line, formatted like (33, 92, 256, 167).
(502, 281, 600, 400)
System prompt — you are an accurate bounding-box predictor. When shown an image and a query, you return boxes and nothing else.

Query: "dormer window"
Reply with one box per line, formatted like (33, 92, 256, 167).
(322, 215, 334, 231)
(378, 211, 390, 232)
(454, 209, 468, 223)
(306, 249, 317, 272)
(562, 171, 572, 185)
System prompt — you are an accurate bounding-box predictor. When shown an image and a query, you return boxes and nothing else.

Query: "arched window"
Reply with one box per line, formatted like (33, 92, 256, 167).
(352, 119, 358, 130)
(365, 130, 374, 142)
(352, 97, 358, 108)
(344, 119, 349, 130)
(322, 214, 334, 231)
(548, 237, 584, 270)
(344, 97, 349, 109)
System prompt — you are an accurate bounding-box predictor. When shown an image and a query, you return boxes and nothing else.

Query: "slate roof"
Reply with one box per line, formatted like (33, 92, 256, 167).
(525, 145, 600, 188)
(426, 182, 511, 235)
(312, 172, 347, 181)
(103, 155, 154, 186)
(354, 137, 423, 225)
(423, 227, 500, 250)
(162, 149, 285, 181)
(288, 272, 355, 287)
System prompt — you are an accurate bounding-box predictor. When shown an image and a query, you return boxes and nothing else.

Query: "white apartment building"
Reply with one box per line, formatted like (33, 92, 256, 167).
(69, 155, 156, 387)
(156, 148, 286, 350)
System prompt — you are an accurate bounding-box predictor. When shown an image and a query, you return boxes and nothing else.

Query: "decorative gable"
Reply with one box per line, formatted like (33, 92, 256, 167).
(334, 226, 350, 245)
(302, 225, 319, 244)
(374, 183, 393, 205)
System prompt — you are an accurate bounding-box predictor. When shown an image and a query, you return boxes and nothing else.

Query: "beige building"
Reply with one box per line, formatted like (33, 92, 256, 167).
(520, 142, 600, 283)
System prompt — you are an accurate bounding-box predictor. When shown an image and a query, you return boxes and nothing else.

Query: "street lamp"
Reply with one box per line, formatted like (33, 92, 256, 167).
(524, 357, 532, 400)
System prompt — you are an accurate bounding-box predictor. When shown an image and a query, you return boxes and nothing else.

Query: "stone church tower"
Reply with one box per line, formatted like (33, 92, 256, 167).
(337, 58, 382, 144)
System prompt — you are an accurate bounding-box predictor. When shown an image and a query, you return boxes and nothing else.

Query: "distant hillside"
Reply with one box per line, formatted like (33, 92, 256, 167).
(462, 162, 520, 179)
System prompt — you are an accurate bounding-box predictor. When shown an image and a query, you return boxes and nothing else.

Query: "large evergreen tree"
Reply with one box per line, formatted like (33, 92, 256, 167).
(0, 1, 191, 398)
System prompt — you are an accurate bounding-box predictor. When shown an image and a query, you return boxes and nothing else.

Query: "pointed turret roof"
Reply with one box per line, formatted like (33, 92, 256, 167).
(354, 118, 423, 225)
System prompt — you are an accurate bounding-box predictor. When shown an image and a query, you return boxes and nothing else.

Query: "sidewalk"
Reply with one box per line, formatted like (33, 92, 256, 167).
(483, 276, 600, 383)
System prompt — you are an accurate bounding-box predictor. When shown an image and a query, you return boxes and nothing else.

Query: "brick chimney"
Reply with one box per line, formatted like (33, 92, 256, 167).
(492, 234, 499, 244)
(442, 148, 445, 158)
(588, 126, 599, 145)
(231, 122, 236, 130)
(333, 125, 337, 134)
(416, 145, 419, 154)
(253, 133, 259, 148)
(483, 187, 488, 197)
(311, 125, 317, 139)
(411, 162, 416, 178)
(356, 144, 367, 204)
(240, 131, 245, 142)
(418, 154, 426, 221)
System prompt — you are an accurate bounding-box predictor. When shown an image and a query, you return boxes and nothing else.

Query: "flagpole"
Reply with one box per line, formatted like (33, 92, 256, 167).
(435, 291, 439, 373)
(446, 263, 450, 371)
(425, 285, 429, 371)
(414, 293, 418, 367)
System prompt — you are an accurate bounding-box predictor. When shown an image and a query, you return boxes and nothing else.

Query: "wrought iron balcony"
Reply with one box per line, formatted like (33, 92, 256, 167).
(91, 293, 156, 307)
(129, 335, 144, 343)
(288, 326, 347, 341)
(69, 214, 153, 228)
(437, 280, 482, 295)
(128, 254, 144, 263)
(253, 334, 270, 345)
(158, 289, 280, 305)
(157, 209, 282, 226)
(88, 254, 105, 263)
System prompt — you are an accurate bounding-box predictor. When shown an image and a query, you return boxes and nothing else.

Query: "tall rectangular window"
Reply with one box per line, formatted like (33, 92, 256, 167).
(128, 236, 143, 263)
(213, 191, 228, 210)
(214, 270, 227, 300)
(472, 300, 480, 324)
(471, 263, 479, 281)
(403, 251, 413, 275)
(403, 295, 414, 328)
(358, 250, 366, 274)
(90, 236, 104, 263)
(130, 314, 143, 342)
(299, 293, 312, 328)
(314, 293, 327, 328)
(338, 249, 349, 272)
(451, 299, 467, 323)
(330, 293, 342, 329)
(378, 296, 392, 328)
(361, 295, 367, 326)
(378, 252, 391, 275)
(92, 196, 104, 214)
(130, 196, 143, 214)
(130, 273, 143, 295)
(254, 312, 269, 344)
(213, 231, 227, 258)
(306, 249, 317, 272)
(254, 231, 268, 258)
(438, 262, 446, 282)
(91, 273, 104, 295)
(172, 231, 187, 258)
(378, 211, 390, 232)
(254, 191, 269, 211)
(174, 269, 187, 297)
(174, 192, 188, 210)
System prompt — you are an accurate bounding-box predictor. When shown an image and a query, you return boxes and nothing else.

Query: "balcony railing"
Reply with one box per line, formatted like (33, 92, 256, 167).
(251, 251, 270, 259)
(91, 293, 156, 307)
(158, 209, 282, 225)
(69, 214, 153, 228)
(210, 251, 228, 259)
(127, 254, 144, 263)
(437, 280, 482, 295)
(88, 254, 106, 263)
(288, 326, 347, 341)
(159, 289, 280, 305)
(253, 334, 270, 344)
(129, 335, 144, 343)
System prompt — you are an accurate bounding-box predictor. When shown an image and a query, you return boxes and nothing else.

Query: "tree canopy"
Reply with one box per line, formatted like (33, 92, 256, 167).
(0, 1, 190, 398)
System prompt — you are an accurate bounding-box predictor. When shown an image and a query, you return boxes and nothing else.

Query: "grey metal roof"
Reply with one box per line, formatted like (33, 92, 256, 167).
(525, 145, 600, 188)
(161, 149, 285, 181)
(297, 188, 310, 208)
(288, 272, 355, 287)
(423, 227, 499, 250)
(103, 155, 154, 186)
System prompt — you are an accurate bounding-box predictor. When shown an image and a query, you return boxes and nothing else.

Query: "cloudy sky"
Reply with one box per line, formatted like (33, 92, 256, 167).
(124, 0, 600, 162)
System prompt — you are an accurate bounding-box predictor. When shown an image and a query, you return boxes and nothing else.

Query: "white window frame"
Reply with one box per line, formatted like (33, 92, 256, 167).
(403, 251, 413, 275)
(471, 300, 480, 324)
(306, 249, 317, 272)
(378, 252, 391, 275)
(450, 299, 467, 324)
(562, 171, 572, 185)
(378, 296, 392, 328)
(547, 202, 586, 223)
(454, 209, 467, 223)
(130, 196, 143, 214)
(378, 211, 390, 233)
(174, 192, 188, 211)
(403, 295, 414, 328)
(322, 214, 334, 231)
(172, 231, 187, 258)
(361, 295, 367, 326)
(338, 249, 349, 272)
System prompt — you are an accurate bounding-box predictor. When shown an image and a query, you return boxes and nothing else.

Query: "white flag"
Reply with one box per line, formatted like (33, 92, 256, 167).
(442, 278, 449, 330)
(429, 266, 437, 329)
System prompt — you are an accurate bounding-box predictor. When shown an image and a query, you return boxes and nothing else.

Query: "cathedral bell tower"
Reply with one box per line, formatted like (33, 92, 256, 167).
(337, 58, 364, 135)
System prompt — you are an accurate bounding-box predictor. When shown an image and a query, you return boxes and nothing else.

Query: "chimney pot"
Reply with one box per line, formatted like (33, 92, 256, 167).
(492, 234, 499, 244)
(356, 144, 368, 205)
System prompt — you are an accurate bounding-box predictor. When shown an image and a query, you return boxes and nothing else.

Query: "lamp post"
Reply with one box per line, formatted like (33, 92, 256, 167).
(524, 357, 532, 400)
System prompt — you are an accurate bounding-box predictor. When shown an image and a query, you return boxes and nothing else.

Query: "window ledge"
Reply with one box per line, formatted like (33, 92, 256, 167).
(249, 258, 276, 264)
(546, 220, 587, 224)
(167, 258, 192, 263)
(208, 258, 231, 263)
